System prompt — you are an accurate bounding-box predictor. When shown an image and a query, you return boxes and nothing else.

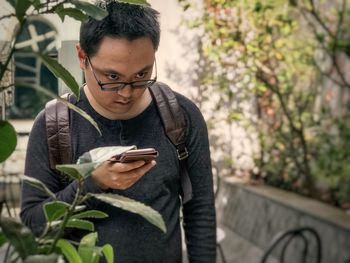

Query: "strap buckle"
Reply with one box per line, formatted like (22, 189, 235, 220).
(177, 146, 189, 161)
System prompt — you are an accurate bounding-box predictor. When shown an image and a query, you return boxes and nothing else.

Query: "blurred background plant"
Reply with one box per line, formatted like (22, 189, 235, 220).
(178, 0, 350, 209)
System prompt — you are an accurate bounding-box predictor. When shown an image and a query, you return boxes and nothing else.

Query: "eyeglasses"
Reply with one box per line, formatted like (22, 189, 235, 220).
(86, 56, 157, 92)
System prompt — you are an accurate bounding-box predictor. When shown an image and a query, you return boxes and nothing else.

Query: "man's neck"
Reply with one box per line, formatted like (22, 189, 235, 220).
(84, 85, 152, 120)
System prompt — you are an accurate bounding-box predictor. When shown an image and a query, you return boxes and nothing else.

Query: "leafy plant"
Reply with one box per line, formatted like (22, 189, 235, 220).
(179, 0, 350, 208)
(0, 147, 166, 262)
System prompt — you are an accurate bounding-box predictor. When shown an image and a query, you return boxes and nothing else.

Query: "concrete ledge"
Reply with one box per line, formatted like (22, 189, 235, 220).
(216, 177, 350, 263)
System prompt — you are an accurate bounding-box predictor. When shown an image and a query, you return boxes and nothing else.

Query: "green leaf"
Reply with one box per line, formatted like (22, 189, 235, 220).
(78, 233, 99, 263)
(56, 163, 96, 180)
(101, 244, 114, 263)
(29, 0, 42, 11)
(74, 205, 87, 213)
(77, 233, 114, 263)
(118, 0, 150, 5)
(89, 193, 166, 233)
(0, 217, 38, 259)
(47, 220, 63, 229)
(15, 82, 101, 135)
(22, 175, 56, 200)
(79, 232, 97, 247)
(58, 97, 101, 135)
(79, 247, 101, 263)
(78, 145, 136, 164)
(56, 8, 88, 22)
(36, 244, 54, 255)
(56, 239, 82, 263)
(71, 210, 108, 220)
(0, 231, 7, 247)
(0, 121, 17, 163)
(15, 0, 32, 22)
(71, 0, 108, 20)
(44, 201, 70, 222)
(66, 219, 94, 231)
(227, 112, 243, 122)
(24, 254, 61, 263)
(36, 53, 80, 99)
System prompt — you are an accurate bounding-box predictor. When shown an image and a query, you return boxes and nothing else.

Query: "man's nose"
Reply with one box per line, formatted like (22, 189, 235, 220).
(117, 84, 133, 97)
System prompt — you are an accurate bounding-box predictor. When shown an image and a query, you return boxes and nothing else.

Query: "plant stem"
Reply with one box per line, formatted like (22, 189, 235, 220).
(48, 179, 83, 253)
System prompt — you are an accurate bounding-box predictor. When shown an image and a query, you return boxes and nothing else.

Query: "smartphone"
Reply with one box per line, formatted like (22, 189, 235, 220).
(110, 148, 158, 163)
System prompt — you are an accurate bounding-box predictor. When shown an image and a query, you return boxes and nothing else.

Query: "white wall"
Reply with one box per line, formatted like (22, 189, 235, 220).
(148, 0, 190, 93)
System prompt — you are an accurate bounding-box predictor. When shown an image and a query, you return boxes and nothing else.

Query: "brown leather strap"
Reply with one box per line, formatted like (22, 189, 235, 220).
(149, 83, 186, 146)
(149, 83, 193, 204)
(45, 93, 72, 170)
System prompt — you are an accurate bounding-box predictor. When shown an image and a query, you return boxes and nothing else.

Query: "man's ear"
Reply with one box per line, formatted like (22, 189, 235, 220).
(76, 43, 86, 70)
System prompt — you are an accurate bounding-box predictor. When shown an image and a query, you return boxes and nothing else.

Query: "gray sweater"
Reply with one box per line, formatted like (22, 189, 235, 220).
(20, 86, 216, 263)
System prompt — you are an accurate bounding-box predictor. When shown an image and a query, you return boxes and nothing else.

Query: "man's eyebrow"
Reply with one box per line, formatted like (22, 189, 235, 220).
(100, 64, 154, 77)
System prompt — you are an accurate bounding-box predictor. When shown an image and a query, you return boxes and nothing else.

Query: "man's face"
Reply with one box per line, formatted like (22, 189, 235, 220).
(77, 36, 156, 118)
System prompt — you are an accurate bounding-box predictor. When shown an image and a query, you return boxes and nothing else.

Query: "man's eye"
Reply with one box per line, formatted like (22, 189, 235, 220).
(136, 72, 147, 79)
(106, 74, 119, 81)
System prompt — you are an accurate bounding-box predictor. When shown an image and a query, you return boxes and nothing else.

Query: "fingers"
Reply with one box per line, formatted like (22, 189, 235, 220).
(111, 160, 147, 172)
(91, 160, 156, 191)
(112, 161, 156, 190)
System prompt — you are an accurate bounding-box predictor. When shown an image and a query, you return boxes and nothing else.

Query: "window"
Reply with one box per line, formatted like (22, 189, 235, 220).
(9, 18, 58, 119)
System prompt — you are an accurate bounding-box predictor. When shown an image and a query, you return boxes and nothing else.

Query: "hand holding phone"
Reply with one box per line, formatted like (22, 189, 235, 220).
(92, 149, 157, 190)
(109, 148, 158, 163)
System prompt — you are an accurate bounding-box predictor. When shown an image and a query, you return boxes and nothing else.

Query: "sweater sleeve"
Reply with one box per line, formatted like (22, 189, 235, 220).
(20, 111, 104, 236)
(180, 97, 217, 263)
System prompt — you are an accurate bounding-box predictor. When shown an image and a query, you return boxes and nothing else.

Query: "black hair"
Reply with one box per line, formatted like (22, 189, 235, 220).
(80, 1, 160, 57)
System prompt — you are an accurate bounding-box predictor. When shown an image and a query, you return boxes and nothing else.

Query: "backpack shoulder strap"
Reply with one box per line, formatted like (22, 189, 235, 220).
(45, 93, 72, 171)
(149, 82, 193, 204)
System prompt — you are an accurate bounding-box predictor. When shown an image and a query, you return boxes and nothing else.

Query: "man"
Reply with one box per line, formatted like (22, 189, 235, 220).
(20, 1, 216, 262)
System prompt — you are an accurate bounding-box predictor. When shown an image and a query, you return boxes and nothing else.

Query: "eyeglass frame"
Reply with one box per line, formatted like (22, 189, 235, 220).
(86, 56, 157, 92)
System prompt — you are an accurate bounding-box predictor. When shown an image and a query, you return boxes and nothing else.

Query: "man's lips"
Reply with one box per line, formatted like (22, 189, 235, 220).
(114, 100, 131, 105)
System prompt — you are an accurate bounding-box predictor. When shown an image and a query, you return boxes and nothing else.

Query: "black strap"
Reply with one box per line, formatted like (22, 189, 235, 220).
(149, 83, 193, 204)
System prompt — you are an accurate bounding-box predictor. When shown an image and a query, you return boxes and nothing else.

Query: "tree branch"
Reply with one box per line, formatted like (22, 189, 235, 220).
(307, 0, 335, 39)
(0, 14, 15, 21)
(300, 7, 350, 89)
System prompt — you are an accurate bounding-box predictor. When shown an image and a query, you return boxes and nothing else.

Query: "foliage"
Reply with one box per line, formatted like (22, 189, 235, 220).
(0, 0, 164, 262)
(0, 120, 17, 162)
(0, 147, 165, 262)
(179, 0, 350, 208)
